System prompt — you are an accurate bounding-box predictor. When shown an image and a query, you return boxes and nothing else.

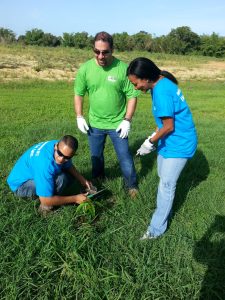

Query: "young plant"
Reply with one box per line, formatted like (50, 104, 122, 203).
(75, 200, 95, 222)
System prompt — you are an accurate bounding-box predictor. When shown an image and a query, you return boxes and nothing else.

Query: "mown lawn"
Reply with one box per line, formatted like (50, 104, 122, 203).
(0, 79, 225, 299)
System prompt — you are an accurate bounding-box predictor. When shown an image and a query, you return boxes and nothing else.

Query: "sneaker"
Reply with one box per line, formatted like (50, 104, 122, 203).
(140, 232, 156, 240)
(128, 188, 138, 198)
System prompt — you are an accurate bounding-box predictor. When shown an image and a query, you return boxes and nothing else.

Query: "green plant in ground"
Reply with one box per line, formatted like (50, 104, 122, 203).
(75, 200, 96, 221)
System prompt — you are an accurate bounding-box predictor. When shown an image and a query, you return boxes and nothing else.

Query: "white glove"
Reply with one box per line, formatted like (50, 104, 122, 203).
(77, 116, 89, 134)
(116, 120, 131, 138)
(136, 132, 157, 156)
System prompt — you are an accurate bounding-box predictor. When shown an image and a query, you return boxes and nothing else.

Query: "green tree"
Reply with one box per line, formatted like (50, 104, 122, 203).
(131, 31, 153, 51)
(42, 33, 61, 47)
(200, 33, 225, 57)
(62, 32, 92, 48)
(0, 27, 16, 44)
(166, 26, 200, 54)
(151, 36, 168, 53)
(24, 28, 45, 46)
(113, 32, 134, 51)
(62, 32, 75, 47)
(73, 32, 90, 49)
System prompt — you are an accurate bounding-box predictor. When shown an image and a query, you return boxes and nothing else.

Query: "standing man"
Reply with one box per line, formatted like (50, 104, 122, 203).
(74, 31, 139, 196)
(7, 135, 90, 214)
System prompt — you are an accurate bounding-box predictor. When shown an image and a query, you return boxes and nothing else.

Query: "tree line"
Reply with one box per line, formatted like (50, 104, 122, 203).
(1, 26, 225, 58)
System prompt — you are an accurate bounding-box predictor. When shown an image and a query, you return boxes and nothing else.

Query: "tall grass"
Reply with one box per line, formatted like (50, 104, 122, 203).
(0, 77, 225, 299)
(0, 44, 223, 76)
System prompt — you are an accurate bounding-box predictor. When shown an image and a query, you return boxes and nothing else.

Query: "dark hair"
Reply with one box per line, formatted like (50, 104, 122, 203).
(94, 31, 113, 49)
(127, 57, 178, 85)
(60, 135, 78, 151)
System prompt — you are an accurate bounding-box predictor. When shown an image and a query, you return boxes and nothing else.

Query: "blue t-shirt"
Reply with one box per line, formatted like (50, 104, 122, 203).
(7, 140, 72, 197)
(151, 78, 197, 158)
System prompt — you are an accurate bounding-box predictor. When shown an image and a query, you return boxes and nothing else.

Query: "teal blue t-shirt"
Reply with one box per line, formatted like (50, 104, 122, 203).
(7, 140, 72, 197)
(151, 78, 197, 158)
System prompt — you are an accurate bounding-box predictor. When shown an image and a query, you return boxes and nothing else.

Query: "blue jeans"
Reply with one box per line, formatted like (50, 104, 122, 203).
(88, 127, 137, 189)
(147, 154, 188, 237)
(14, 172, 73, 198)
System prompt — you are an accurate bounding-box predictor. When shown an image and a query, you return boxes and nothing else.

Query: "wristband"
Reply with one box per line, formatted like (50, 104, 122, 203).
(124, 117, 131, 122)
(149, 138, 155, 145)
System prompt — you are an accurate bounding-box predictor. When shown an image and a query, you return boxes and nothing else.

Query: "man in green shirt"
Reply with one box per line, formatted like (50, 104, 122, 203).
(74, 31, 139, 196)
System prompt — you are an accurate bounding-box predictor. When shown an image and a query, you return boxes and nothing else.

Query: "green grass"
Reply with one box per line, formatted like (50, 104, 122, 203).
(0, 79, 225, 299)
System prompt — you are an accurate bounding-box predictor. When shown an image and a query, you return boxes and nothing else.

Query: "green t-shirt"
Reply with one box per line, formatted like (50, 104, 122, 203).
(74, 57, 139, 129)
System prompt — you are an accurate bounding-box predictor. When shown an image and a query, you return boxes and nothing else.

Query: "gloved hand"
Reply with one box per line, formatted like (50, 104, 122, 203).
(77, 116, 89, 134)
(116, 120, 131, 138)
(136, 132, 157, 156)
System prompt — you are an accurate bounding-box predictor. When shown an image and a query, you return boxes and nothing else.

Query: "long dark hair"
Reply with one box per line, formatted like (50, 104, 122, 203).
(127, 57, 178, 85)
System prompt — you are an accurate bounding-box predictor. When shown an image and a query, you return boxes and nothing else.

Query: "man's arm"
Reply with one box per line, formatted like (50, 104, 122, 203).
(124, 97, 137, 121)
(39, 194, 87, 207)
(38, 165, 91, 207)
(74, 95, 84, 117)
(67, 165, 91, 189)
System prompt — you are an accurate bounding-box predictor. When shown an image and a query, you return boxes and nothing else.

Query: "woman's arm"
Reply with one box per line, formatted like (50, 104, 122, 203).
(150, 117, 174, 143)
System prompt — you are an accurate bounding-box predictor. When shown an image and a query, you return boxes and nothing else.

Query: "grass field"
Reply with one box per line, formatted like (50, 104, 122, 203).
(0, 48, 225, 299)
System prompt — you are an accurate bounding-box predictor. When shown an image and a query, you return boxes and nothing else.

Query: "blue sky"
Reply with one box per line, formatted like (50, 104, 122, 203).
(1, 0, 225, 37)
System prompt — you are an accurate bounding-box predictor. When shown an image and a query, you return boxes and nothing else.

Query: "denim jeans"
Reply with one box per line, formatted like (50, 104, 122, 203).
(147, 154, 188, 237)
(14, 172, 73, 198)
(87, 127, 137, 189)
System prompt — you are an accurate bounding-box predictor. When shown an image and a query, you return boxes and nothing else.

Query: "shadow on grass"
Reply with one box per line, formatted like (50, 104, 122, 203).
(130, 138, 157, 182)
(76, 137, 151, 187)
(173, 149, 210, 215)
(193, 215, 225, 299)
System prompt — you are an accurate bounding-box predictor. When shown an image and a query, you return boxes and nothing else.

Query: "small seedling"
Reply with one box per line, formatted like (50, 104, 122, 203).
(76, 200, 95, 219)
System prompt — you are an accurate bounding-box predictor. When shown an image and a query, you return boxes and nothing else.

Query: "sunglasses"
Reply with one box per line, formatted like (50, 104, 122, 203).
(93, 48, 111, 56)
(56, 144, 74, 160)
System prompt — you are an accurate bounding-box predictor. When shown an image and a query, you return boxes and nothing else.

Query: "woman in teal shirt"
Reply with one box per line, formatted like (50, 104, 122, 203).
(127, 57, 197, 239)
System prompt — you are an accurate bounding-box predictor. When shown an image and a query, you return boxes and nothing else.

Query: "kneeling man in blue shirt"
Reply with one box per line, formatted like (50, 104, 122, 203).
(7, 135, 91, 213)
